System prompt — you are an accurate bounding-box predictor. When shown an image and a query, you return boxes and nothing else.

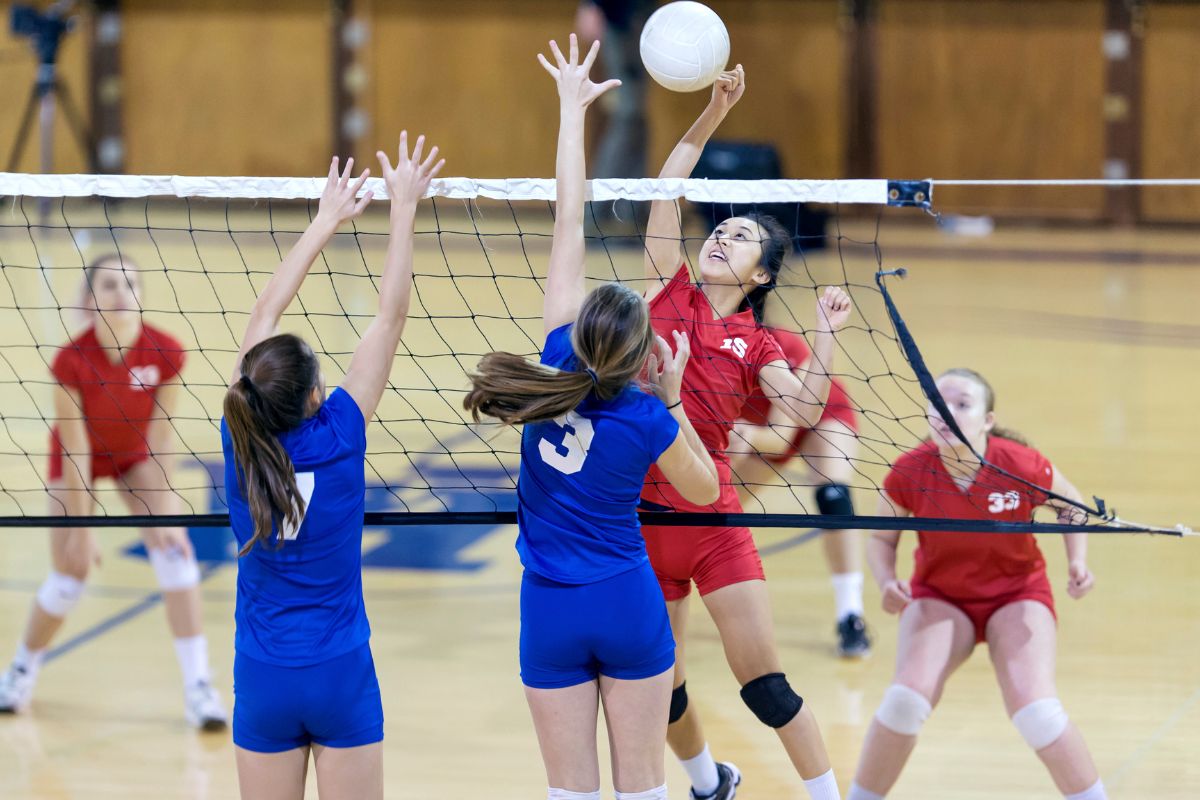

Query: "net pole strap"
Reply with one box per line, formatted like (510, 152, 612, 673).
(0, 173, 892, 204)
(873, 268, 1107, 520)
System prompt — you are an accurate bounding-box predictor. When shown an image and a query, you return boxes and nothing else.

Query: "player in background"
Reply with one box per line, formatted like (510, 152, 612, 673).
(847, 368, 1105, 800)
(0, 254, 225, 729)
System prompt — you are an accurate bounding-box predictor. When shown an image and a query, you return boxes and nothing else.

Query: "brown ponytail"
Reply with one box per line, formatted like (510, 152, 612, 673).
(464, 282, 655, 425)
(939, 367, 1031, 448)
(223, 334, 321, 555)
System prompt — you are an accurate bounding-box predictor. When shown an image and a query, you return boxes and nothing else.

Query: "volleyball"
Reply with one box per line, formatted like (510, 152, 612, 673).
(639, 1, 730, 93)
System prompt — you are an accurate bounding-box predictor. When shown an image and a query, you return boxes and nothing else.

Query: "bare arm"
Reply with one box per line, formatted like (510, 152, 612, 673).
(53, 385, 93, 520)
(869, 492, 913, 614)
(144, 377, 181, 473)
(341, 133, 444, 422)
(648, 330, 719, 505)
(1044, 464, 1095, 599)
(538, 35, 621, 335)
(758, 287, 851, 427)
(644, 65, 745, 304)
(230, 158, 373, 383)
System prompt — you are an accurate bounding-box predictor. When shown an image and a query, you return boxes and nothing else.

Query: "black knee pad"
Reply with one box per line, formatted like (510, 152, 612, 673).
(669, 682, 688, 724)
(815, 483, 854, 517)
(740, 672, 803, 728)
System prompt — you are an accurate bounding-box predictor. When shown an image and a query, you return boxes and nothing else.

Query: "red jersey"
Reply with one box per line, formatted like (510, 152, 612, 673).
(49, 323, 186, 473)
(642, 264, 786, 511)
(739, 327, 855, 430)
(883, 436, 1055, 602)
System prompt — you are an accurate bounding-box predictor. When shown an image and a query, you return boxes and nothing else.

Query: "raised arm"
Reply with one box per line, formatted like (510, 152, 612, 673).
(757, 286, 852, 427)
(538, 34, 621, 335)
(230, 158, 373, 383)
(644, 65, 745, 303)
(52, 385, 93, 520)
(341, 132, 445, 421)
(868, 492, 912, 614)
(1044, 465, 1095, 599)
(144, 377, 181, 472)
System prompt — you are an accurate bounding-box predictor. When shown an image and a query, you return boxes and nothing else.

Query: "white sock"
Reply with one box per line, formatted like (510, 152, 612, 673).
(547, 790, 600, 800)
(680, 744, 720, 796)
(803, 768, 841, 800)
(832, 572, 865, 620)
(847, 782, 885, 800)
(1065, 779, 1106, 800)
(614, 785, 668, 800)
(173, 635, 211, 688)
(13, 642, 45, 678)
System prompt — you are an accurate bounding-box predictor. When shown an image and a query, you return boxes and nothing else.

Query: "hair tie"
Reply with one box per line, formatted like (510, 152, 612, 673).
(239, 373, 258, 395)
(584, 367, 599, 387)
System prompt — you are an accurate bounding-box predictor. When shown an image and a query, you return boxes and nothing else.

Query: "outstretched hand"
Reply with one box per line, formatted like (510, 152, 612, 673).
(709, 64, 746, 114)
(316, 156, 373, 227)
(538, 33, 621, 110)
(377, 131, 445, 207)
(646, 330, 691, 407)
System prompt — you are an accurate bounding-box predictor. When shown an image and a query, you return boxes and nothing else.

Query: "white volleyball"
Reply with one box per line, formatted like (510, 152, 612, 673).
(639, 1, 730, 93)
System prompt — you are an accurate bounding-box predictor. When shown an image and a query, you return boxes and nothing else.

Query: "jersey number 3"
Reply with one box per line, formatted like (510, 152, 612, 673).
(538, 412, 595, 475)
(279, 472, 316, 540)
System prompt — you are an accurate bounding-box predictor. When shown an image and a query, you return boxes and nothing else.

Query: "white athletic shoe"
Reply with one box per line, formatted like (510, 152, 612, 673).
(184, 681, 228, 732)
(0, 663, 36, 713)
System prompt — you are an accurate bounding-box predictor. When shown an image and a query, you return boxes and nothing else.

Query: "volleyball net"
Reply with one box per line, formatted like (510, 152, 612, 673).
(0, 173, 1190, 536)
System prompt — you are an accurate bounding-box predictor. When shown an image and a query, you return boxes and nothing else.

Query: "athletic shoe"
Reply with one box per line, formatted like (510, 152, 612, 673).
(184, 681, 228, 732)
(0, 663, 36, 713)
(837, 612, 872, 658)
(690, 761, 742, 800)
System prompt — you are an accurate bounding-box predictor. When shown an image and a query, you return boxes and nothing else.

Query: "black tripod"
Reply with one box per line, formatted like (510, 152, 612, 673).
(6, 2, 95, 174)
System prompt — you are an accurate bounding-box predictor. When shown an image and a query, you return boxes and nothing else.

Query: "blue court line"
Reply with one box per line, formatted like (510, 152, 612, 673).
(757, 528, 823, 557)
(43, 563, 223, 665)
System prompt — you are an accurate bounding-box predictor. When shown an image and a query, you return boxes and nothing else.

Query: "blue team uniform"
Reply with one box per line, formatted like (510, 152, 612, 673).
(222, 387, 383, 752)
(518, 324, 680, 688)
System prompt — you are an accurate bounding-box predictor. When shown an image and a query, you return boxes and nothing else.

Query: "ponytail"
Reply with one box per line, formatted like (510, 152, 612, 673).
(465, 282, 654, 426)
(463, 354, 596, 425)
(223, 334, 320, 555)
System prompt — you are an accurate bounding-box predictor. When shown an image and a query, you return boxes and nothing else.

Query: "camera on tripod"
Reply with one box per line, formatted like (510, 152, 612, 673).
(10, 2, 77, 69)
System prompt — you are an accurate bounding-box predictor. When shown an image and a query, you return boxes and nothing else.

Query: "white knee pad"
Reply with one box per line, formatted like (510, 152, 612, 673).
(36, 571, 85, 617)
(149, 547, 201, 591)
(875, 684, 932, 736)
(1012, 697, 1069, 751)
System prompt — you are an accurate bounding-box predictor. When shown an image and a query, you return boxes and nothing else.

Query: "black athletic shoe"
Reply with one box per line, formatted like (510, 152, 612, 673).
(689, 761, 742, 800)
(837, 612, 872, 658)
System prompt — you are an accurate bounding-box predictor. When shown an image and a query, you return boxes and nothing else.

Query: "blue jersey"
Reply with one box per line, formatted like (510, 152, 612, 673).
(516, 324, 680, 584)
(222, 387, 370, 667)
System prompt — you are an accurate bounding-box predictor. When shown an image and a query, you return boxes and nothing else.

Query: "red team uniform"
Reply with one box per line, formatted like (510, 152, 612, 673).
(641, 265, 786, 600)
(48, 323, 185, 482)
(882, 436, 1058, 642)
(739, 327, 858, 463)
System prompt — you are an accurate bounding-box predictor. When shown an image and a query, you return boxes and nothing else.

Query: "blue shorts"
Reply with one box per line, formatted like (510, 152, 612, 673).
(520, 560, 675, 689)
(233, 643, 384, 753)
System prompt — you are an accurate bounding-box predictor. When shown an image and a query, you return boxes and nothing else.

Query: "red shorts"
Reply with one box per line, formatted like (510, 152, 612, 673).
(642, 523, 765, 601)
(762, 381, 858, 466)
(47, 432, 146, 483)
(912, 575, 1057, 644)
